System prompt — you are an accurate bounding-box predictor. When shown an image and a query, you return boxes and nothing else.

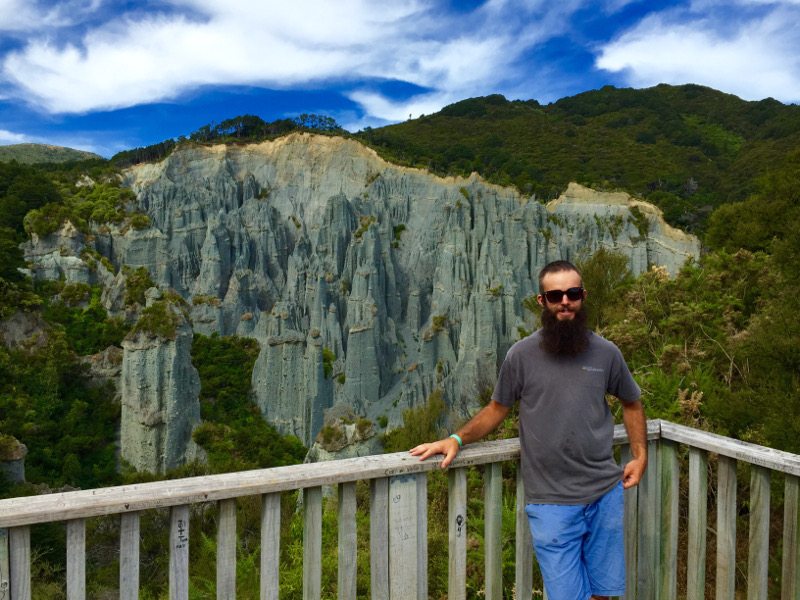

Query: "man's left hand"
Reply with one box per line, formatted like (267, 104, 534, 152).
(622, 457, 647, 489)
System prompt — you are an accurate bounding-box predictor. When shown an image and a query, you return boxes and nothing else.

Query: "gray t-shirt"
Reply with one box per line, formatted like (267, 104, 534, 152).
(493, 330, 641, 505)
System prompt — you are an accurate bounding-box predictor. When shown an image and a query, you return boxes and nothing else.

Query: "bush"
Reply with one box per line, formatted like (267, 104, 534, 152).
(123, 266, 155, 306)
(382, 389, 446, 452)
(129, 301, 180, 340)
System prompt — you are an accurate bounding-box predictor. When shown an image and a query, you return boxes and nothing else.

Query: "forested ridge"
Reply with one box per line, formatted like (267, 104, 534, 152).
(1, 83, 799, 597)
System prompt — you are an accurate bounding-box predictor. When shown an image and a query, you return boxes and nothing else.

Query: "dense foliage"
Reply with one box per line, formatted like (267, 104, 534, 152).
(357, 85, 800, 232)
(0, 143, 101, 164)
(111, 113, 344, 167)
(0, 327, 120, 493)
(191, 333, 306, 472)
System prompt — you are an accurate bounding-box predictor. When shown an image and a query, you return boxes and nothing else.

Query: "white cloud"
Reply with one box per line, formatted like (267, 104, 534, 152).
(0, 129, 29, 144)
(0, 0, 581, 119)
(0, 0, 103, 32)
(596, 4, 800, 102)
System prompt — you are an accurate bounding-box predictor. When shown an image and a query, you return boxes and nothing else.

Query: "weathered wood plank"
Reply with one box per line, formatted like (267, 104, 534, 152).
(416, 473, 428, 600)
(622, 444, 638, 600)
(169, 505, 190, 600)
(485, 462, 502, 600)
(303, 487, 322, 600)
(9, 526, 30, 600)
(389, 473, 426, 599)
(661, 421, 800, 476)
(0, 439, 520, 528)
(659, 440, 679, 600)
(217, 498, 237, 600)
(514, 468, 533, 600)
(448, 468, 467, 600)
(0, 426, 656, 529)
(783, 475, 799, 600)
(66, 518, 86, 600)
(0, 528, 9, 599)
(637, 439, 660, 600)
(747, 466, 770, 600)
(369, 478, 389, 600)
(337, 482, 357, 600)
(119, 512, 140, 600)
(687, 448, 708, 600)
(260, 493, 281, 600)
(716, 455, 737, 600)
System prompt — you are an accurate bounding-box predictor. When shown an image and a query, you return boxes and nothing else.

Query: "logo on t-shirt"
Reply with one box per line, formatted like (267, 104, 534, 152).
(581, 366, 604, 373)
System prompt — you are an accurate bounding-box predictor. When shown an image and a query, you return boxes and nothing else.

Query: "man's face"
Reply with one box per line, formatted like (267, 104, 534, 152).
(537, 270, 586, 321)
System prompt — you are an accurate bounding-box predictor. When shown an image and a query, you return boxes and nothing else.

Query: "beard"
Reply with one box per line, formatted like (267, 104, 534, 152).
(539, 305, 590, 356)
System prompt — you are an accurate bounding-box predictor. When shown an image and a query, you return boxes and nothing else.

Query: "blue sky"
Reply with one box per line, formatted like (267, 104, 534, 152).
(1, 0, 799, 157)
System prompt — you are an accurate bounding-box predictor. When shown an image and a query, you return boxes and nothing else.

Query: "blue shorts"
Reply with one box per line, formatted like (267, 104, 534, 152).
(525, 482, 625, 600)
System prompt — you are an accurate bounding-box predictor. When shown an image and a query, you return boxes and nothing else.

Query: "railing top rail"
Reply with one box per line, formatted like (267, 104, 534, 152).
(7, 418, 799, 529)
(659, 420, 800, 476)
(0, 438, 520, 528)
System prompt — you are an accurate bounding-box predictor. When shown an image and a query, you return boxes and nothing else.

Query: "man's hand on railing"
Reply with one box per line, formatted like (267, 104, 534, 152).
(409, 437, 461, 469)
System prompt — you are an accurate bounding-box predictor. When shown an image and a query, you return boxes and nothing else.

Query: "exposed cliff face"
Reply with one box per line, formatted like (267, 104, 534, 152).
(24, 133, 701, 454)
(119, 293, 203, 473)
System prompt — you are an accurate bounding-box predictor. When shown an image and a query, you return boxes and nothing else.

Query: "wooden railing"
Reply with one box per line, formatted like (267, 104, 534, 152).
(0, 420, 799, 599)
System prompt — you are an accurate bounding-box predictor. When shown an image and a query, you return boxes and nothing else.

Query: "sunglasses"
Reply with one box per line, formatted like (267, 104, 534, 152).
(541, 287, 584, 303)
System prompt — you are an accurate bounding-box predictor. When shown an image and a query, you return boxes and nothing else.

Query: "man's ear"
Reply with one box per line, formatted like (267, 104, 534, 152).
(536, 294, 545, 307)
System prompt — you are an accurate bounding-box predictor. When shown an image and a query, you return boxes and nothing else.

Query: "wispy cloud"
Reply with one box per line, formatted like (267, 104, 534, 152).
(0, 129, 29, 144)
(0, 0, 584, 121)
(596, 2, 800, 102)
(0, 0, 103, 33)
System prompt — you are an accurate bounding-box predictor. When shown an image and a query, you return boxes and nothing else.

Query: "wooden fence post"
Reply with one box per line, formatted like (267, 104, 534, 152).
(448, 468, 467, 600)
(687, 448, 708, 600)
(389, 473, 427, 599)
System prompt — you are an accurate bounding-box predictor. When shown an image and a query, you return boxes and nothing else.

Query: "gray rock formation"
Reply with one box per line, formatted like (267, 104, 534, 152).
(119, 292, 203, 473)
(0, 435, 27, 484)
(24, 133, 701, 455)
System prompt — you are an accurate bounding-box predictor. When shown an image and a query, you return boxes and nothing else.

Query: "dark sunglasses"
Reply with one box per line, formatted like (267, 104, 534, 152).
(542, 287, 584, 303)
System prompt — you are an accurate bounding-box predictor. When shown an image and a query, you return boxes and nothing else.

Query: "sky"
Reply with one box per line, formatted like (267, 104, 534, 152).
(1, 0, 799, 157)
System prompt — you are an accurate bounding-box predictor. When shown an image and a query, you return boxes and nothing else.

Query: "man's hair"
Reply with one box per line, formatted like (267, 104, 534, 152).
(537, 260, 582, 291)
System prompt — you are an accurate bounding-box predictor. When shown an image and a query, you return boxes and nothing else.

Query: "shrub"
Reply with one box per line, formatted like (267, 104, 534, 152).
(123, 266, 155, 306)
(129, 301, 180, 340)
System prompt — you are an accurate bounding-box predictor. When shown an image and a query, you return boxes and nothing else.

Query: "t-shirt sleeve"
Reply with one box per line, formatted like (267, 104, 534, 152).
(607, 345, 641, 403)
(492, 348, 521, 407)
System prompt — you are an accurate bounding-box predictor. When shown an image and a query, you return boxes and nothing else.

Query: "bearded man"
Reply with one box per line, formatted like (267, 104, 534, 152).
(411, 259, 647, 600)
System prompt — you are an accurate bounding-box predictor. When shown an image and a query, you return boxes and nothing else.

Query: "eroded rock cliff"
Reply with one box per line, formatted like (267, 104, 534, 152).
(24, 133, 701, 457)
(120, 292, 203, 472)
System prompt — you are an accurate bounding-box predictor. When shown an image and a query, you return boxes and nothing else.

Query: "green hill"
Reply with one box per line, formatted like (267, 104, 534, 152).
(0, 143, 102, 165)
(356, 84, 800, 231)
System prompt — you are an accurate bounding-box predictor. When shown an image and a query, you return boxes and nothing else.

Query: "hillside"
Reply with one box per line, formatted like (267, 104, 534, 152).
(0, 143, 102, 165)
(356, 84, 800, 231)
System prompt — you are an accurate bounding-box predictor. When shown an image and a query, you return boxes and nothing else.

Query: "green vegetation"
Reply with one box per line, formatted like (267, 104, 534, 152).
(353, 214, 376, 239)
(129, 299, 182, 340)
(382, 389, 447, 452)
(41, 284, 128, 355)
(357, 85, 800, 232)
(111, 113, 344, 167)
(322, 346, 336, 378)
(123, 266, 155, 306)
(0, 327, 120, 491)
(190, 333, 306, 472)
(0, 143, 101, 165)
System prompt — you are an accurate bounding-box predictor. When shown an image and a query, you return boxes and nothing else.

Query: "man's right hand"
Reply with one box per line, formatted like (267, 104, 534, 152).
(409, 437, 461, 469)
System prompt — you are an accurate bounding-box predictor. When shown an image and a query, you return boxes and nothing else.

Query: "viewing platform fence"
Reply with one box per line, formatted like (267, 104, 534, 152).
(1, 419, 799, 599)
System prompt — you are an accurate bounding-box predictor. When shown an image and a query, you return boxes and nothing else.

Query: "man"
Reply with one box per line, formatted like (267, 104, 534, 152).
(410, 260, 647, 600)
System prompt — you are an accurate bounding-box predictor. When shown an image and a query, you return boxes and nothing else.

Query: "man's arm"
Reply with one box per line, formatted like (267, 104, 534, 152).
(621, 400, 648, 489)
(409, 400, 510, 469)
